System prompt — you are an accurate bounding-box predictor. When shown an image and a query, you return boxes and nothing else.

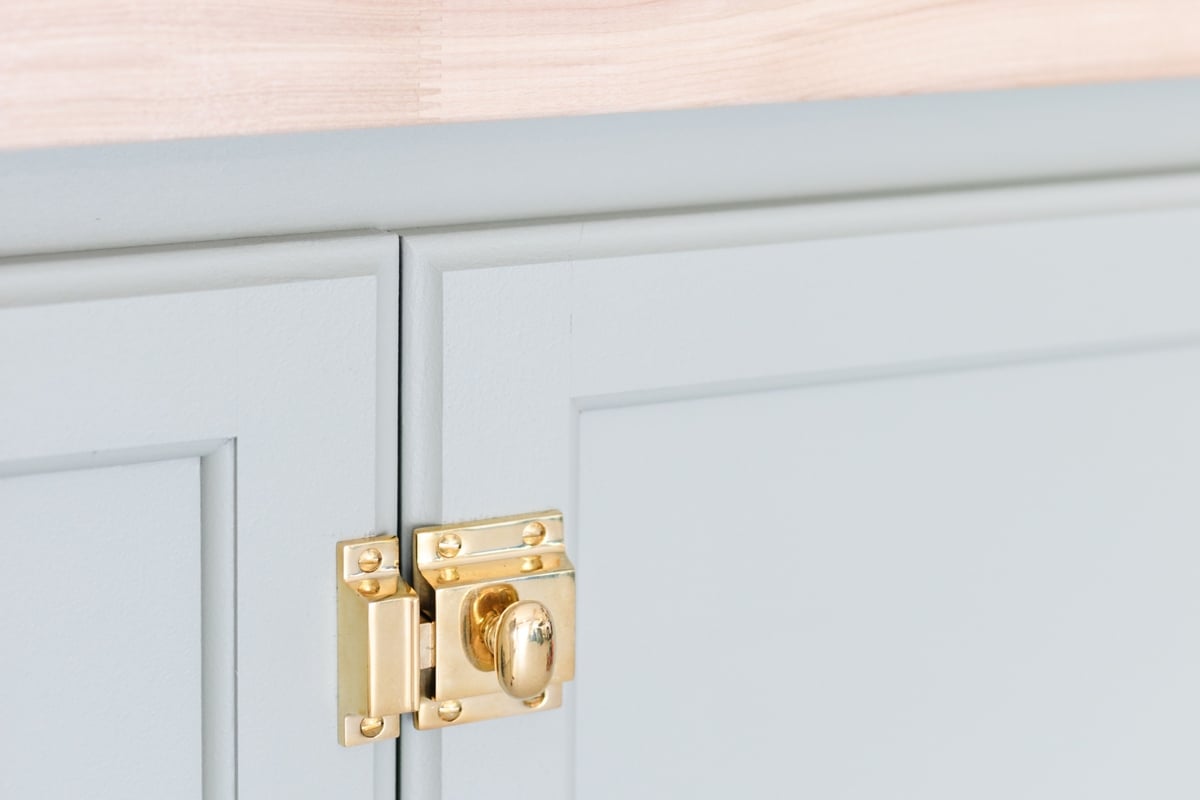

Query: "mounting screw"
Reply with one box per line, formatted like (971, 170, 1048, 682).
(357, 579, 381, 597)
(360, 717, 384, 738)
(358, 547, 383, 573)
(437, 533, 462, 559)
(522, 521, 546, 546)
(438, 700, 463, 722)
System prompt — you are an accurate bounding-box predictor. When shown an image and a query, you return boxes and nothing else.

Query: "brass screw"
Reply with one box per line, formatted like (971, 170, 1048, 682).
(522, 521, 546, 546)
(520, 555, 543, 573)
(523, 692, 547, 709)
(437, 700, 463, 722)
(357, 578, 381, 597)
(437, 533, 462, 559)
(438, 567, 459, 583)
(358, 547, 383, 573)
(360, 717, 385, 738)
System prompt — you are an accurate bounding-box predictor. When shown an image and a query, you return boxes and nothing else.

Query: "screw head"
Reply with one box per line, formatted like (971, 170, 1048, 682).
(360, 717, 385, 738)
(438, 700, 463, 722)
(438, 567, 459, 583)
(357, 578, 381, 597)
(520, 555, 543, 573)
(358, 547, 383, 573)
(437, 533, 462, 559)
(522, 521, 546, 546)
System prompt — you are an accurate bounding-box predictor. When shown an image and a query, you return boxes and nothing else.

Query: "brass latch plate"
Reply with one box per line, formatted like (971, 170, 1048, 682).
(336, 511, 575, 744)
(412, 511, 575, 729)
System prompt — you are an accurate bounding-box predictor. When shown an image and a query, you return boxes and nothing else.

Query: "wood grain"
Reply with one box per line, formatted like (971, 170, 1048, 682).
(2, 1, 1199, 150)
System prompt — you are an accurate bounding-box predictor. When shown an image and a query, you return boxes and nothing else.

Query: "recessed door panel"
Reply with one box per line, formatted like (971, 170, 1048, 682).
(577, 348, 1200, 798)
(0, 459, 203, 798)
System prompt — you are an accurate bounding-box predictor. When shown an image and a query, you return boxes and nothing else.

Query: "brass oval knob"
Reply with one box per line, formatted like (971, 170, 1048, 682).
(482, 600, 555, 700)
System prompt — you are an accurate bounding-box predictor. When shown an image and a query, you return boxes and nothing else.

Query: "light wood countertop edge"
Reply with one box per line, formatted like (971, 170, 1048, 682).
(2, 1, 1199, 150)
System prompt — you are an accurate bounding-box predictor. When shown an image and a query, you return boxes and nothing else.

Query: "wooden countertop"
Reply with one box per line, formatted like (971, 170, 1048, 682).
(2, 1, 1198, 150)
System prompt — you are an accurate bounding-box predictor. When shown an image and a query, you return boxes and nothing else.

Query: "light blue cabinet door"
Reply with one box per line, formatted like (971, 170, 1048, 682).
(402, 190, 1200, 799)
(0, 235, 398, 800)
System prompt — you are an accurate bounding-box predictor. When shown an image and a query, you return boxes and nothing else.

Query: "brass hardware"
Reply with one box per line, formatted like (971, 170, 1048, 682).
(336, 510, 575, 744)
(436, 533, 462, 558)
(357, 547, 383, 573)
(464, 584, 520, 672)
(412, 510, 575, 729)
(336, 535, 419, 746)
(488, 600, 556, 700)
(437, 700, 463, 722)
(464, 587, 557, 699)
(522, 521, 546, 546)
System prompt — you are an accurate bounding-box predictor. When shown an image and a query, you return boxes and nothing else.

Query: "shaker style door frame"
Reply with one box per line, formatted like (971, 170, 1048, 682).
(0, 233, 400, 800)
(399, 169, 1200, 799)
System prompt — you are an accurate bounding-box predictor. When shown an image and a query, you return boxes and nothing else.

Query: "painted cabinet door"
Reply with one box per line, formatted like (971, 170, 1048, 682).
(400, 181, 1200, 799)
(0, 235, 399, 800)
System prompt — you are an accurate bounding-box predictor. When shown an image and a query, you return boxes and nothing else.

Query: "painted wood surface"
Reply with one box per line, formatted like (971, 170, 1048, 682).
(0, 459, 203, 798)
(6, 81, 1200, 260)
(0, 235, 399, 799)
(402, 183, 1200, 798)
(576, 347, 1200, 798)
(2, 1, 1199, 149)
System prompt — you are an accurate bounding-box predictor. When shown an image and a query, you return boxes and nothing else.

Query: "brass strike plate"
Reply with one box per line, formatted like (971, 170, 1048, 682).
(336, 535, 419, 746)
(336, 510, 575, 744)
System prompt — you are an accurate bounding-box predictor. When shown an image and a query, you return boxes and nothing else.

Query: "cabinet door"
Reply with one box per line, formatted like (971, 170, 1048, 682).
(401, 186, 1200, 799)
(0, 235, 398, 799)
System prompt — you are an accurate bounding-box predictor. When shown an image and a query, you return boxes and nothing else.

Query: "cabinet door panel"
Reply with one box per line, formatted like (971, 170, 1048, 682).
(402, 194, 1200, 799)
(578, 348, 1200, 799)
(0, 459, 203, 798)
(0, 236, 398, 800)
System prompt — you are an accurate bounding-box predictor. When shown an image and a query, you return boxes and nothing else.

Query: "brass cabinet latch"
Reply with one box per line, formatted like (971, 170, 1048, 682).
(337, 511, 575, 745)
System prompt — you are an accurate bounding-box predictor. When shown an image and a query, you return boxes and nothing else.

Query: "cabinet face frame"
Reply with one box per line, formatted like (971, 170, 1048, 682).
(6, 81, 1200, 262)
(0, 233, 400, 800)
(400, 172, 1200, 799)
